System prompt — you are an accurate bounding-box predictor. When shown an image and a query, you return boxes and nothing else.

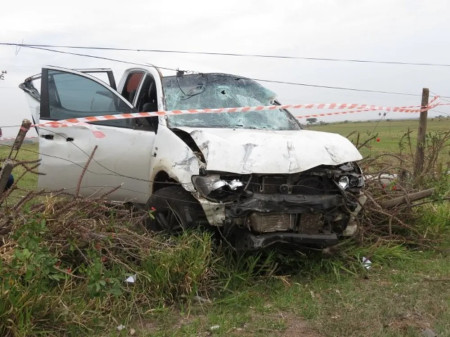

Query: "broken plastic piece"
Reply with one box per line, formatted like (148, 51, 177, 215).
(362, 257, 372, 270)
(125, 274, 137, 283)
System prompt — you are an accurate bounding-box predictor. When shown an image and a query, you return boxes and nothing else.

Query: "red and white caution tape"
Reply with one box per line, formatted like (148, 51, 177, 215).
(34, 98, 440, 127)
(29, 96, 441, 138)
(296, 97, 441, 119)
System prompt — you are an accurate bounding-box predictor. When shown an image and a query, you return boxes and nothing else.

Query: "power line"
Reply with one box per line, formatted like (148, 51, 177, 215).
(2, 42, 450, 68)
(431, 91, 450, 100)
(253, 78, 420, 96)
(3, 44, 421, 97)
(0, 125, 22, 129)
(25, 45, 178, 72)
(2, 138, 322, 196)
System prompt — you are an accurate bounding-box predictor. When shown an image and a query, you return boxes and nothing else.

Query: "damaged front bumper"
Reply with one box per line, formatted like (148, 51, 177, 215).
(193, 164, 366, 250)
(222, 192, 366, 250)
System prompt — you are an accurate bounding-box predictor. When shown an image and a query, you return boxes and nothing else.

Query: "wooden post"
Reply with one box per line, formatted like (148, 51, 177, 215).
(414, 88, 429, 178)
(9, 119, 32, 160)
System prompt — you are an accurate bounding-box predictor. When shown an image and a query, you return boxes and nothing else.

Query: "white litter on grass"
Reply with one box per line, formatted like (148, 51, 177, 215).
(193, 295, 212, 304)
(117, 324, 126, 331)
(210, 325, 220, 331)
(362, 257, 372, 270)
(125, 274, 137, 283)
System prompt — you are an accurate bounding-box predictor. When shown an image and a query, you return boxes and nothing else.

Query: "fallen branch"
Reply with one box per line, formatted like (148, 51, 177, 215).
(380, 188, 435, 209)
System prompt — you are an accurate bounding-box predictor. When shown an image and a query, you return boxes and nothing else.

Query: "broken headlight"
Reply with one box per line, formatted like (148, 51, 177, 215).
(192, 175, 244, 202)
(335, 163, 365, 191)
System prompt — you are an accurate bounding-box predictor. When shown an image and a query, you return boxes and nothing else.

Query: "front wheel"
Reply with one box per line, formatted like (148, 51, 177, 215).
(145, 186, 205, 232)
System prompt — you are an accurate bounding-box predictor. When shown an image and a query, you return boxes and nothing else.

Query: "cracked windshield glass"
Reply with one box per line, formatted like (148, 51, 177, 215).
(163, 73, 300, 130)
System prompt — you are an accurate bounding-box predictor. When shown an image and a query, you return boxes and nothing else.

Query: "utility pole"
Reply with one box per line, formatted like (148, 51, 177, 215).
(414, 88, 429, 179)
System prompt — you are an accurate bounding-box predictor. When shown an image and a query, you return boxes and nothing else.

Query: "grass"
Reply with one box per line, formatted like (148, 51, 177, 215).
(0, 121, 449, 336)
(126, 242, 450, 337)
(308, 118, 450, 163)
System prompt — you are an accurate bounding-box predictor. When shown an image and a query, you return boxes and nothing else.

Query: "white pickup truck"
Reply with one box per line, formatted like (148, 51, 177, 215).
(20, 66, 365, 250)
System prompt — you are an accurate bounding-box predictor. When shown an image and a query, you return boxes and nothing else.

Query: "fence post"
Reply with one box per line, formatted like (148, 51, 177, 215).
(9, 119, 32, 160)
(414, 88, 429, 179)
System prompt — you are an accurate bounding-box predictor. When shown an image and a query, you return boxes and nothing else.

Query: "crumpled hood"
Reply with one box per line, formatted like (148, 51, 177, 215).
(176, 127, 363, 174)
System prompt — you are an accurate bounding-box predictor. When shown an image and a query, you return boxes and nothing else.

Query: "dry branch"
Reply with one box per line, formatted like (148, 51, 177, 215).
(380, 188, 435, 209)
(76, 145, 98, 197)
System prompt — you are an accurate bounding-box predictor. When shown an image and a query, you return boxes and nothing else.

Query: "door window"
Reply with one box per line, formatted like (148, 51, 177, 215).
(121, 72, 145, 104)
(42, 69, 134, 128)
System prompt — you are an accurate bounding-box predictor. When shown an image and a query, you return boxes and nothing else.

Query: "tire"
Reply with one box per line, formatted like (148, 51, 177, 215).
(145, 186, 205, 232)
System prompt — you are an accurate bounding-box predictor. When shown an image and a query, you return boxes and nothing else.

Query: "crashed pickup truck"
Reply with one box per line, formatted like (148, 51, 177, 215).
(20, 66, 365, 250)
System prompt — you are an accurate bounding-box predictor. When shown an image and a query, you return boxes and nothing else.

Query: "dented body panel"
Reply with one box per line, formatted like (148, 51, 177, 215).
(149, 126, 200, 193)
(177, 127, 362, 174)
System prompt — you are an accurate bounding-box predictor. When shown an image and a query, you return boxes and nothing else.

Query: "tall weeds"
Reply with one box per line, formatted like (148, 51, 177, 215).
(0, 193, 282, 336)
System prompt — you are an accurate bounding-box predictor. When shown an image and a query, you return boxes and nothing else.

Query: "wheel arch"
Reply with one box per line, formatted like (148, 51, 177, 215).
(152, 170, 179, 193)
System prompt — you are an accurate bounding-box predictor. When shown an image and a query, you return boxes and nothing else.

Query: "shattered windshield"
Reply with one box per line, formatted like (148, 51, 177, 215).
(163, 74, 300, 130)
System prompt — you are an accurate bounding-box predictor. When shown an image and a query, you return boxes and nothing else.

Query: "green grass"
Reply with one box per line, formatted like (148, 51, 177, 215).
(127, 245, 450, 337)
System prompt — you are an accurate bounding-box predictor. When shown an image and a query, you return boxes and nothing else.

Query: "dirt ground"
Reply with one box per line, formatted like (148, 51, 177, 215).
(135, 309, 324, 336)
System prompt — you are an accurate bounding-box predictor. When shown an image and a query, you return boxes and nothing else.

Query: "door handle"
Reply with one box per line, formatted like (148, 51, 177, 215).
(41, 134, 74, 142)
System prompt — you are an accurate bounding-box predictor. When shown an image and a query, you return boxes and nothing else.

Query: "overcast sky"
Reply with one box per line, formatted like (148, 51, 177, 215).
(1, 0, 450, 137)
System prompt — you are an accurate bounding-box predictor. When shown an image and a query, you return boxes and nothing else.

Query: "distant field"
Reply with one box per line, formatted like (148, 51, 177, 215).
(308, 118, 450, 163)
